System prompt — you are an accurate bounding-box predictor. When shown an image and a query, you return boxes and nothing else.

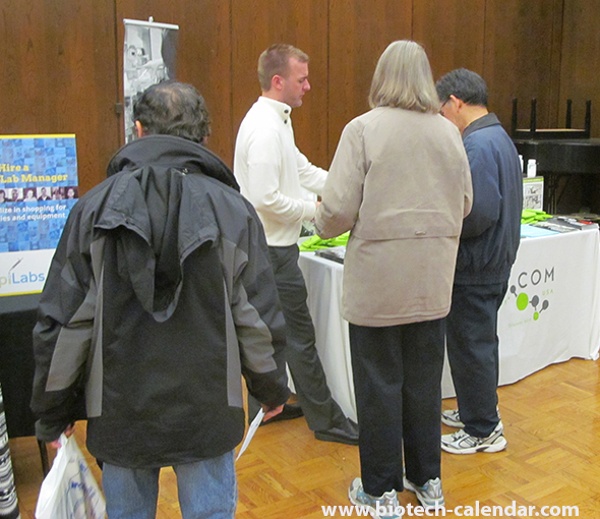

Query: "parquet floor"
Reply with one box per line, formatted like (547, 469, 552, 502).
(8, 357, 600, 518)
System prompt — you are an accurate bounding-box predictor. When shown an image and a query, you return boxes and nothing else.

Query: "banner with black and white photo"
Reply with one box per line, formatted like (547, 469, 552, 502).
(123, 18, 179, 143)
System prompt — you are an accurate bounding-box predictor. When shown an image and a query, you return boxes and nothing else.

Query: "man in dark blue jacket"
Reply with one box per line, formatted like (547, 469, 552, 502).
(436, 69, 523, 454)
(31, 81, 290, 518)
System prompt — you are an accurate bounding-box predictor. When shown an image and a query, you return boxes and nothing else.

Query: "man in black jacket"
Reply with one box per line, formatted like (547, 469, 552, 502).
(437, 69, 523, 455)
(31, 81, 290, 518)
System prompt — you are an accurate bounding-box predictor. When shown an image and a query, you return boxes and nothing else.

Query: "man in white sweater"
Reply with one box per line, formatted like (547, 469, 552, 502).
(234, 43, 358, 445)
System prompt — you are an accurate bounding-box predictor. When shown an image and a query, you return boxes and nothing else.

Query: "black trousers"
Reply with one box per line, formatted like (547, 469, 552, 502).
(349, 319, 444, 497)
(248, 244, 346, 431)
(446, 282, 508, 437)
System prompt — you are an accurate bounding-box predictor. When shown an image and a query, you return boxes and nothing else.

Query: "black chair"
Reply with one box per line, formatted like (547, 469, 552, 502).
(511, 98, 591, 140)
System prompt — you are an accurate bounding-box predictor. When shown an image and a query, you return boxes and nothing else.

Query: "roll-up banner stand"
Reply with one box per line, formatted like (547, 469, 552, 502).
(123, 18, 179, 144)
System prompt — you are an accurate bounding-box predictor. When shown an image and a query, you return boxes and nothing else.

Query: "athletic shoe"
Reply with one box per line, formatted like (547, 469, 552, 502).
(442, 408, 502, 429)
(441, 409, 464, 428)
(348, 477, 402, 519)
(441, 422, 507, 454)
(403, 477, 445, 510)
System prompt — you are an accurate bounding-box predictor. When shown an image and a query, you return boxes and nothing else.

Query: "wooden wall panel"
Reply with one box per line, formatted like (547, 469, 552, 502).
(115, 0, 233, 164)
(558, 0, 600, 212)
(3, 0, 600, 203)
(413, 0, 485, 80)
(231, 0, 329, 168)
(482, 0, 563, 132)
(560, 0, 600, 137)
(0, 0, 118, 194)
(328, 0, 412, 162)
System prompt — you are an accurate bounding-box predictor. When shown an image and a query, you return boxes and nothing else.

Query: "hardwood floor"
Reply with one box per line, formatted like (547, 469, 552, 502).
(8, 357, 600, 518)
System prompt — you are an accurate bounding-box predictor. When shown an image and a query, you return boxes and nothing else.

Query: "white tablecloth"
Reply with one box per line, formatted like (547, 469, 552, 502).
(299, 228, 600, 423)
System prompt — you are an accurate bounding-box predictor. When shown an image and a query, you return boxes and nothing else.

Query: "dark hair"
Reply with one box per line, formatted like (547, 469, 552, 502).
(133, 81, 211, 143)
(435, 68, 488, 107)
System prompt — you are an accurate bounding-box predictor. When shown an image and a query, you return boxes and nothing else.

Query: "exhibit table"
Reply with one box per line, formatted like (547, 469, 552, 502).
(299, 228, 600, 423)
(0, 293, 49, 475)
(0, 294, 39, 439)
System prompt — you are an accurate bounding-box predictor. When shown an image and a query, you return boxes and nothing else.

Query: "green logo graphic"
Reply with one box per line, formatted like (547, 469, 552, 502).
(510, 286, 550, 321)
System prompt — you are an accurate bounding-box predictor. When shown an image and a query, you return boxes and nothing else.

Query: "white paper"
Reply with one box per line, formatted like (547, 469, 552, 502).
(236, 408, 265, 461)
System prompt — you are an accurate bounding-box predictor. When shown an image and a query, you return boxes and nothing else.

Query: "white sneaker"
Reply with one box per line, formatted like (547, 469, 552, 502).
(403, 477, 444, 510)
(348, 477, 402, 519)
(441, 407, 502, 429)
(441, 409, 464, 428)
(441, 422, 507, 454)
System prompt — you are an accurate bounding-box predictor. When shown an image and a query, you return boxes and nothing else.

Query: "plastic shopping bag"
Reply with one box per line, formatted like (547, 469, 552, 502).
(35, 434, 106, 519)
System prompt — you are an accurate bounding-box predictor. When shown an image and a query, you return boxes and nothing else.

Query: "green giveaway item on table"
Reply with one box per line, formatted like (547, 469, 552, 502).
(298, 232, 350, 252)
(521, 209, 553, 224)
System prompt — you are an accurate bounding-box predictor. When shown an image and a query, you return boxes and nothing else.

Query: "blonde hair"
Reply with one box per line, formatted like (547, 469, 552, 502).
(257, 44, 309, 92)
(368, 40, 440, 113)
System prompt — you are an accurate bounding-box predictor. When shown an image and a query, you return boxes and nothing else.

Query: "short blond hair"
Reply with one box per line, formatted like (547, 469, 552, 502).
(369, 40, 440, 113)
(257, 44, 309, 91)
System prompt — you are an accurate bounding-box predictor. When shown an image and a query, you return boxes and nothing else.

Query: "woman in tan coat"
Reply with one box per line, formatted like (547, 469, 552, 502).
(316, 40, 472, 517)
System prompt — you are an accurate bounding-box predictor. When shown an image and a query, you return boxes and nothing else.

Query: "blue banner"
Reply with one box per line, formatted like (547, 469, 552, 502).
(0, 134, 78, 296)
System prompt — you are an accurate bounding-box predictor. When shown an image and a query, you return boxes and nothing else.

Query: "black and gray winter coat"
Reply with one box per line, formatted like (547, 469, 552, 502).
(31, 135, 289, 468)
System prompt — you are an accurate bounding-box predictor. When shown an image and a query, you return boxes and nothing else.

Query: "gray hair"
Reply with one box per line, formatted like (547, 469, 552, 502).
(368, 40, 440, 114)
(133, 81, 211, 143)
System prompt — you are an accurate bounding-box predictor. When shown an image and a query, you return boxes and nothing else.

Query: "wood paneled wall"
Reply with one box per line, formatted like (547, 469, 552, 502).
(1, 0, 599, 201)
(482, 0, 564, 130)
(0, 0, 119, 194)
(413, 0, 486, 76)
(560, 1, 600, 133)
(328, 0, 412, 162)
(230, 1, 329, 167)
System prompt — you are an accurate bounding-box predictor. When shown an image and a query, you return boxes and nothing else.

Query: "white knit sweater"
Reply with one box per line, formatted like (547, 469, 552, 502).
(234, 96, 327, 246)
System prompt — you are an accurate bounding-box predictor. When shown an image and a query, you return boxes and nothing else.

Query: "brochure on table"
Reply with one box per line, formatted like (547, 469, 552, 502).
(0, 134, 79, 296)
(523, 176, 544, 210)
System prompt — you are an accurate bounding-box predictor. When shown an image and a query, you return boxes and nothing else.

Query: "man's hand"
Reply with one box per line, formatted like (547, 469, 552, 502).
(261, 404, 284, 423)
(48, 423, 75, 449)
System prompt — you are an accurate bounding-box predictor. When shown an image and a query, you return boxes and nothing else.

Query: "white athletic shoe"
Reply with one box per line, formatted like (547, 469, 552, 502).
(441, 422, 507, 454)
(441, 409, 464, 428)
(441, 407, 502, 429)
(403, 477, 445, 510)
(348, 477, 402, 519)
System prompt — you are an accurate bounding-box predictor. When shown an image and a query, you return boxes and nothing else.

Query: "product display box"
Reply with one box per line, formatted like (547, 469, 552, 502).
(523, 176, 544, 211)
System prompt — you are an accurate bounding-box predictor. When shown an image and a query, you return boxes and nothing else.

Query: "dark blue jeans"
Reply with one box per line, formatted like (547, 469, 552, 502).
(446, 282, 508, 437)
(349, 319, 444, 497)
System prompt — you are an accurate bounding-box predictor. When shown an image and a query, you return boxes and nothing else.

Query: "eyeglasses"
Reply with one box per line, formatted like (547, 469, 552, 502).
(439, 98, 450, 115)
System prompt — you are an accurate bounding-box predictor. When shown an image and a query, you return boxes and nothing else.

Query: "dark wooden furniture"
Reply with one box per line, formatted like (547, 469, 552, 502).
(511, 99, 600, 214)
(0, 294, 49, 475)
(511, 98, 591, 140)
